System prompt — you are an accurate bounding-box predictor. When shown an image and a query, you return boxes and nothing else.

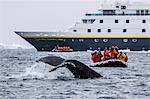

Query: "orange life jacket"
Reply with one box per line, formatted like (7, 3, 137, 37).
(110, 49, 118, 59)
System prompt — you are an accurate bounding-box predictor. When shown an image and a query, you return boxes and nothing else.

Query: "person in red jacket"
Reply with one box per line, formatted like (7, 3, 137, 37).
(91, 51, 102, 63)
(98, 50, 103, 61)
(103, 49, 111, 61)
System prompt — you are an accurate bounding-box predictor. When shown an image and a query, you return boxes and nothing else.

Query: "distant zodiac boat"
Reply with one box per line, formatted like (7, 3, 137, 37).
(15, 1, 150, 51)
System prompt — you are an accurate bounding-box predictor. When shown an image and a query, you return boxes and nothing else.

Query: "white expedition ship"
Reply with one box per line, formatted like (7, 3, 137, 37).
(15, 1, 150, 51)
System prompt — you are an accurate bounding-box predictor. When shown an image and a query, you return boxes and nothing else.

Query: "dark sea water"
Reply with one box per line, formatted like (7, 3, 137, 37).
(0, 49, 150, 99)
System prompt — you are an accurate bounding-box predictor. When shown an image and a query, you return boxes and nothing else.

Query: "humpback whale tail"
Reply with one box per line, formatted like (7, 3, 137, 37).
(37, 56, 102, 79)
(36, 56, 65, 66)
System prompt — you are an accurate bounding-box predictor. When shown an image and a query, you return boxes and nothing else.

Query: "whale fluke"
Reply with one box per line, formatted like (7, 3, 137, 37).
(49, 65, 66, 72)
(64, 60, 102, 79)
(36, 56, 65, 66)
(37, 56, 102, 79)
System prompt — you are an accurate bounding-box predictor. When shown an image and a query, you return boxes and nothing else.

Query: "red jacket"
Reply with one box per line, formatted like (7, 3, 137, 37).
(125, 54, 128, 62)
(91, 52, 101, 63)
(103, 50, 110, 61)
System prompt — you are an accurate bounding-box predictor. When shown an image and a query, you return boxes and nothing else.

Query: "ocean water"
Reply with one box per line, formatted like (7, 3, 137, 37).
(0, 49, 150, 99)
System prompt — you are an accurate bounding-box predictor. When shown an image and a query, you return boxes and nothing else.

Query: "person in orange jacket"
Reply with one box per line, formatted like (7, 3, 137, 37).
(109, 45, 119, 59)
(103, 49, 111, 61)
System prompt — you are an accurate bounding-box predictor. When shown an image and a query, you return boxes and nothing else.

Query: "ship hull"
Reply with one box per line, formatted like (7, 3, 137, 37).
(24, 38, 150, 51)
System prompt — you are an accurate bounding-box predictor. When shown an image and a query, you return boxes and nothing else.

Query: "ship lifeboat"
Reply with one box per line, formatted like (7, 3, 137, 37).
(53, 46, 73, 52)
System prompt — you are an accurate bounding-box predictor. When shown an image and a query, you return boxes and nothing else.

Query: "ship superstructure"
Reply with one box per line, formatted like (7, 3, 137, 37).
(15, 1, 150, 51)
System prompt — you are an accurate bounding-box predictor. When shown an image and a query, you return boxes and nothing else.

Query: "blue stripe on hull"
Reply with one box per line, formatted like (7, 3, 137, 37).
(25, 38, 150, 51)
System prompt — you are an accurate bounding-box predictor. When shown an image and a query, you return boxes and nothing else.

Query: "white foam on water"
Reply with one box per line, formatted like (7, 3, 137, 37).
(10, 62, 73, 80)
(129, 50, 150, 54)
(10, 62, 52, 79)
(22, 62, 52, 78)
(119, 49, 131, 52)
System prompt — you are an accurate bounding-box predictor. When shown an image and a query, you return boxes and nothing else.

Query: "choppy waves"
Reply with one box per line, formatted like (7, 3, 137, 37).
(0, 49, 150, 99)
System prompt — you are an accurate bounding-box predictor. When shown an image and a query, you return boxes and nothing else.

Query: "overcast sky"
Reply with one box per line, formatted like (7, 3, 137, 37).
(0, 0, 149, 48)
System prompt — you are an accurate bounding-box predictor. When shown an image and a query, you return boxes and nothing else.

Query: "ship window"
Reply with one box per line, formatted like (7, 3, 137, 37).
(141, 10, 144, 15)
(126, 20, 129, 23)
(103, 39, 108, 43)
(123, 39, 128, 43)
(72, 39, 74, 42)
(136, 10, 140, 15)
(132, 39, 137, 43)
(82, 19, 87, 23)
(97, 29, 101, 32)
(98, 47, 101, 50)
(142, 29, 146, 32)
(63, 39, 66, 42)
(88, 29, 91, 32)
(90, 19, 95, 23)
(122, 12, 125, 15)
(115, 20, 118, 23)
(83, 19, 95, 24)
(94, 39, 99, 42)
(123, 29, 127, 33)
(121, 6, 126, 9)
(142, 20, 146, 23)
(116, 6, 119, 8)
(89, 47, 92, 50)
(100, 20, 103, 23)
(79, 39, 84, 42)
(103, 10, 115, 15)
(145, 10, 149, 15)
(73, 29, 77, 32)
(108, 29, 111, 33)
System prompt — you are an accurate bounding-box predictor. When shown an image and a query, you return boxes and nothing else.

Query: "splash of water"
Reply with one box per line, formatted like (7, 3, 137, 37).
(10, 62, 73, 80)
